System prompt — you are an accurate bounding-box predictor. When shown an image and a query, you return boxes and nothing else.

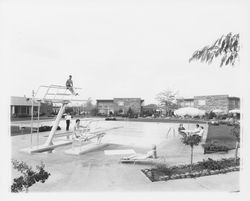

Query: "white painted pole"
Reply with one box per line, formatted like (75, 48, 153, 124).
(44, 102, 67, 146)
(30, 90, 34, 148)
(36, 101, 41, 147)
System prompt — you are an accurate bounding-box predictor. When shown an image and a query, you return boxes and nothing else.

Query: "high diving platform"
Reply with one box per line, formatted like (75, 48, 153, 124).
(20, 84, 122, 154)
(20, 84, 86, 153)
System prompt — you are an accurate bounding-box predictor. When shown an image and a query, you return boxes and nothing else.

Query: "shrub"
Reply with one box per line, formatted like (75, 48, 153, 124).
(203, 142, 229, 154)
(182, 135, 201, 146)
(155, 164, 174, 176)
(11, 160, 50, 193)
(198, 158, 239, 170)
(181, 134, 202, 168)
(231, 124, 240, 163)
(198, 158, 225, 170)
(142, 157, 240, 182)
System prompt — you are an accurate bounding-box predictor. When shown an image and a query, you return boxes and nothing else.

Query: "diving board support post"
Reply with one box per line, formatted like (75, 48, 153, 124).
(44, 101, 68, 146)
(36, 100, 41, 147)
(30, 90, 35, 148)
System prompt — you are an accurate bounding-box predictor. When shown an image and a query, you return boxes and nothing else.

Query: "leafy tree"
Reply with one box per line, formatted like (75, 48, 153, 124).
(231, 123, 240, 164)
(82, 98, 94, 113)
(189, 32, 241, 165)
(155, 89, 178, 115)
(65, 107, 73, 114)
(182, 135, 202, 169)
(208, 111, 216, 119)
(127, 107, 134, 118)
(79, 98, 97, 116)
(11, 160, 50, 193)
(189, 33, 240, 67)
(90, 106, 98, 116)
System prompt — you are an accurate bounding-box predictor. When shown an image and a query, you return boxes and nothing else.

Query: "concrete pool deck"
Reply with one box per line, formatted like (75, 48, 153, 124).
(11, 120, 240, 192)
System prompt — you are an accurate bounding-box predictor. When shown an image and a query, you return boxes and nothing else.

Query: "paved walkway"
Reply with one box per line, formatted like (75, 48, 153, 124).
(11, 127, 239, 192)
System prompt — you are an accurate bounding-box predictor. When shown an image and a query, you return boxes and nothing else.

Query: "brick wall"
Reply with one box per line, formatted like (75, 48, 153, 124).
(228, 97, 240, 110)
(96, 101, 114, 115)
(194, 95, 229, 113)
(113, 98, 142, 114)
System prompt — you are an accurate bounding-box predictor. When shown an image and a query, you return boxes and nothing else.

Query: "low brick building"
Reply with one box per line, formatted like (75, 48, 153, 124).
(10, 96, 53, 117)
(96, 98, 144, 116)
(96, 99, 114, 115)
(177, 95, 240, 113)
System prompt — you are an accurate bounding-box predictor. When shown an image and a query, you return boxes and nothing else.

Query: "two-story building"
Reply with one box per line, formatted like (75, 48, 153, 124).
(177, 95, 240, 113)
(96, 98, 144, 116)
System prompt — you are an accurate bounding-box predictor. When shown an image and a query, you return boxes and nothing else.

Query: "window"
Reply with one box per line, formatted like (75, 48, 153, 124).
(21, 106, 27, 114)
(198, 100, 206, 106)
(118, 101, 124, 106)
(15, 106, 20, 114)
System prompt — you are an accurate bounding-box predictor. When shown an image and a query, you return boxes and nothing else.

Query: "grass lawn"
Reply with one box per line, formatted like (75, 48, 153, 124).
(11, 126, 33, 136)
(10, 125, 61, 136)
(205, 125, 237, 150)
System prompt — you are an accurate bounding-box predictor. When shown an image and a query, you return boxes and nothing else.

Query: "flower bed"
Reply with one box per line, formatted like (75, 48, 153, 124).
(141, 158, 240, 182)
(202, 142, 230, 154)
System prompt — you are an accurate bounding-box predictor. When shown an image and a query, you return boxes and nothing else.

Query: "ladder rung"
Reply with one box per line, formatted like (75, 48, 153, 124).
(44, 98, 70, 103)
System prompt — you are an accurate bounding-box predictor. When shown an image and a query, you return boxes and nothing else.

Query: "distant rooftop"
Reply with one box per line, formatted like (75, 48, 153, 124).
(96, 99, 114, 102)
(11, 96, 39, 106)
(96, 98, 144, 103)
(178, 94, 239, 100)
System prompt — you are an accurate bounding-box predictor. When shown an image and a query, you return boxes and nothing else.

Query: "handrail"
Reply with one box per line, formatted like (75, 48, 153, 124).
(48, 85, 82, 90)
(33, 84, 83, 103)
(166, 127, 176, 138)
(43, 99, 88, 103)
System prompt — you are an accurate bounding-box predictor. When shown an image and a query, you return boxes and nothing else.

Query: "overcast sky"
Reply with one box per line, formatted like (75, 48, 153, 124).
(1, 0, 249, 104)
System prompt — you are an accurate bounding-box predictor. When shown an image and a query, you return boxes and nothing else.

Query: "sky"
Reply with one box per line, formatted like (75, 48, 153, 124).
(1, 0, 249, 105)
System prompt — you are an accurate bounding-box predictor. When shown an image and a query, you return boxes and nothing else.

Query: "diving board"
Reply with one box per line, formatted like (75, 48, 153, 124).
(21, 139, 73, 153)
(20, 84, 122, 154)
(64, 143, 109, 155)
(63, 126, 123, 155)
(104, 149, 136, 155)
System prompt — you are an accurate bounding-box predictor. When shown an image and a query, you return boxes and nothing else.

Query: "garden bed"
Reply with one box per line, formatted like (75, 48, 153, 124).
(141, 158, 240, 182)
(202, 142, 230, 154)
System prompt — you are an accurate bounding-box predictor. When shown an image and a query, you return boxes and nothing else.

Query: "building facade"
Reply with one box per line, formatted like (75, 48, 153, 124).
(178, 98, 194, 108)
(96, 100, 114, 115)
(141, 104, 159, 116)
(96, 98, 144, 116)
(177, 95, 240, 113)
(11, 96, 39, 117)
(11, 96, 53, 117)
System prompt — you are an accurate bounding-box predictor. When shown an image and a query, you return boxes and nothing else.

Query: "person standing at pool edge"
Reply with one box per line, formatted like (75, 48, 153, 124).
(65, 113, 71, 131)
(66, 75, 78, 95)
